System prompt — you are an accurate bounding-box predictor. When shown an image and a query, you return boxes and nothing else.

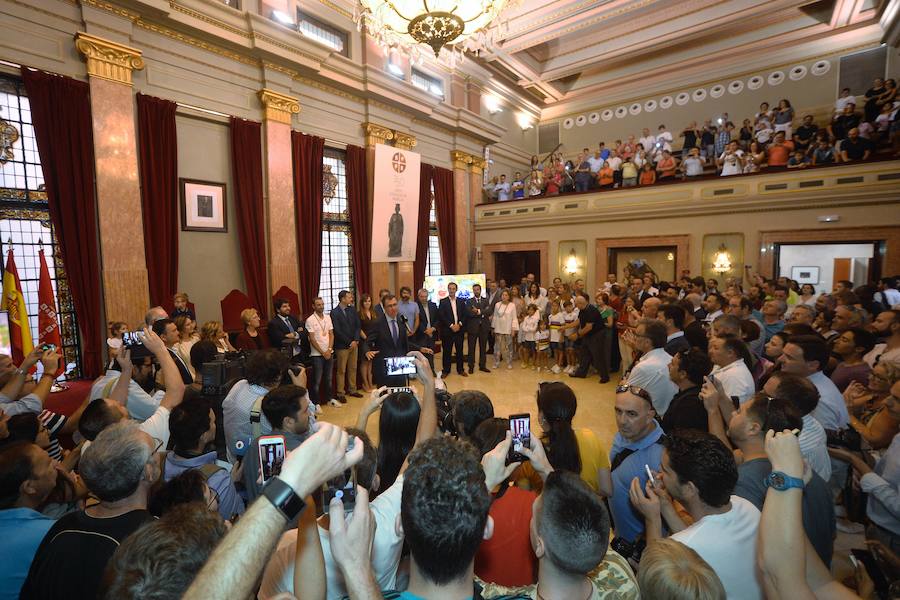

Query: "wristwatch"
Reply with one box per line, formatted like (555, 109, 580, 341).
(765, 471, 805, 492)
(262, 477, 306, 520)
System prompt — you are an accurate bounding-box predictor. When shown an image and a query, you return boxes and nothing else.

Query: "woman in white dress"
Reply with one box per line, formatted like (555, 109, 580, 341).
(491, 289, 519, 370)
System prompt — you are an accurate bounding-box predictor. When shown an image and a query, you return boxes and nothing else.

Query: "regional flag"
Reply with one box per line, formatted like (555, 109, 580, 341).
(37, 249, 61, 350)
(2, 248, 34, 363)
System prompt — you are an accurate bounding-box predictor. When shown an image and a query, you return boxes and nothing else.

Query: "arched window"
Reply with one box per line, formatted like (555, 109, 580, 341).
(318, 147, 354, 313)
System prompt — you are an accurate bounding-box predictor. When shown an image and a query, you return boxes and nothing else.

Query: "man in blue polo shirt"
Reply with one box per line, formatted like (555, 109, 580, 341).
(0, 441, 58, 597)
(609, 384, 665, 543)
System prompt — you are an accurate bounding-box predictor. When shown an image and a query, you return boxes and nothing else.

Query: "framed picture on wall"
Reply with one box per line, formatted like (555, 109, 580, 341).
(180, 179, 227, 233)
(791, 266, 819, 284)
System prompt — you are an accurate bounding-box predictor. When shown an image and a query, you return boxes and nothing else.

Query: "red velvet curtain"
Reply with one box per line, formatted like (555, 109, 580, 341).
(136, 94, 178, 307)
(413, 163, 435, 288)
(432, 166, 457, 274)
(346, 145, 371, 296)
(22, 68, 103, 377)
(291, 132, 324, 310)
(230, 117, 269, 321)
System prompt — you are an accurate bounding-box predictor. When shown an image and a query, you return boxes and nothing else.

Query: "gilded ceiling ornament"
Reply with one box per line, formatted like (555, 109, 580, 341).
(0, 113, 20, 165)
(322, 164, 338, 205)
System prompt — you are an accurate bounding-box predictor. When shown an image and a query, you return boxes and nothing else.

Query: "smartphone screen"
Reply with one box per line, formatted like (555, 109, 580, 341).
(508, 413, 531, 463)
(258, 435, 286, 485)
(322, 466, 358, 512)
(386, 356, 417, 376)
(122, 331, 144, 348)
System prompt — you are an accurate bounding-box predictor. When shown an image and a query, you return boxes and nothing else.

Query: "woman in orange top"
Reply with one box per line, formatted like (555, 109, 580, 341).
(639, 161, 656, 185)
(598, 161, 614, 188)
(656, 150, 678, 179)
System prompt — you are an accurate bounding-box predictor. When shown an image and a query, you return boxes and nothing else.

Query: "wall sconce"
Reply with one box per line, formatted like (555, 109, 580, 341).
(666, 252, 674, 261)
(712, 244, 733, 274)
(565, 248, 579, 277)
(485, 94, 503, 114)
(517, 111, 533, 131)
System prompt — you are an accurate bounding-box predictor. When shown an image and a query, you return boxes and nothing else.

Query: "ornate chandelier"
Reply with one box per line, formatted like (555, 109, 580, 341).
(712, 244, 733, 274)
(355, 0, 508, 60)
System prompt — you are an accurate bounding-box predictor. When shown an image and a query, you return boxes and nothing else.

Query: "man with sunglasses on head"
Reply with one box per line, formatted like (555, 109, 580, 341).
(609, 384, 665, 551)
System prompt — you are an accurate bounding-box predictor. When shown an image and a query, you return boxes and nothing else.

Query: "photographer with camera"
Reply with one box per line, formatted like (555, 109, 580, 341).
(221, 348, 306, 463)
(0, 346, 61, 416)
(90, 330, 168, 421)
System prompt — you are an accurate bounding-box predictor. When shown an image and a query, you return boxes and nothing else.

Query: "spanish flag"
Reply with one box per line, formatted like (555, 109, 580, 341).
(3, 248, 34, 363)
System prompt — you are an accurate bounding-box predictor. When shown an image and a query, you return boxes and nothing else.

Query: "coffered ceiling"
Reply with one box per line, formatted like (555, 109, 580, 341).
(477, 0, 887, 110)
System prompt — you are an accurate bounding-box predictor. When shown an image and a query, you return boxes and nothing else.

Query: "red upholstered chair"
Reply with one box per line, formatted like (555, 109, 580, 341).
(272, 286, 301, 315)
(220, 289, 254, 333)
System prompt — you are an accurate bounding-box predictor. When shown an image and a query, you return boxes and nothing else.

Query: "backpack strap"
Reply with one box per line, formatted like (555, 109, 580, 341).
(196, 463, 225, 481)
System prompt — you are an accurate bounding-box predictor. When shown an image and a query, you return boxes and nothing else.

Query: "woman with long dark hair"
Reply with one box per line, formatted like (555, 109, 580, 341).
(358, 294, 377, 392)
(355, 388, 421, 494)
(518, 382, 611, 495)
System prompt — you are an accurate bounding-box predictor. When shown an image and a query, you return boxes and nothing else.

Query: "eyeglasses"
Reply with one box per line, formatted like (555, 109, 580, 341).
(206, 487, 220, 510)
(616, 384, 653, 404)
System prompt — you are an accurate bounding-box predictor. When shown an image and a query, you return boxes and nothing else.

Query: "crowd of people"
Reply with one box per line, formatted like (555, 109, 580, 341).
(485, 78, 898, 201)
(1, 266, 899, 600)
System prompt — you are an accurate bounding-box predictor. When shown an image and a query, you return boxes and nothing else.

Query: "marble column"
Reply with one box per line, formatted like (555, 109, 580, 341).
(364, 122, 394, 294)
(467, 156, 486, 274)
(75, 32, 149, 328)
(450, 151, 472, 274)
(258, 89, 301, 297)
(393, 131, 417, 292)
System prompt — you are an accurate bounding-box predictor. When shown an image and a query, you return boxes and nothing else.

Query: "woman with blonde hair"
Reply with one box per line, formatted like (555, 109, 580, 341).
(173, 315, 200, 377)
(199, 320, 236, 353)
(638, 539, 725, 600)
(234, 308, 269, 351)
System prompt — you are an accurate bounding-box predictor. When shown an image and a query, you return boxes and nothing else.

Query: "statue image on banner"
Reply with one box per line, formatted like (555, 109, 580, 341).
(371, 143, 420, 262)
(388, 203, 403, 257)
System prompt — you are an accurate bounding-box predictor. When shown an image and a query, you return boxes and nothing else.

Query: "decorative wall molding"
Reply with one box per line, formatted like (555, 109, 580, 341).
(74, 32, 144, 85)
(393, 131, 417, 150)
(258, 88, 300, 124)
(469, 156, 488, 174)
(451, 150, 474, 170)
(363, 122, 394, 147)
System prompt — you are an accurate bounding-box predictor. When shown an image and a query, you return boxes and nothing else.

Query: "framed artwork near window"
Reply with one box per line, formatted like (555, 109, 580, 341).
(180, 178, 227, 232)
(791, 266, 820, 284)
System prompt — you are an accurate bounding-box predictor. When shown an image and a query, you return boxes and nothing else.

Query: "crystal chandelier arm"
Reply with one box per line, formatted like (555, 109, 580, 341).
(384, 0, 418, 23)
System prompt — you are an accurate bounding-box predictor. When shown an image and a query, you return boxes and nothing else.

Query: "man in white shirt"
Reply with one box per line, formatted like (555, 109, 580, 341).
(639, 128, 656, 157)
(707, 336, 755, 405)
(834, 87, 856, 116)
(493, 174, 511, 201)
(702, 293, 724, 324)
(624, 319, 678, 415)
(630, 430, 763, 600)
(779, 335, 849, 431)
(306, 297, 337, 408)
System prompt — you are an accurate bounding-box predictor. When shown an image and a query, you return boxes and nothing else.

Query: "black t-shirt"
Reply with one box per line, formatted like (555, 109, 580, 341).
(661, 387, 708, 434)
(794, 124, 818, 148)
(21, 509, 155, 600)
(577, 304, 603, 336)
(701, 129, 715, 145)
(842, 137, 873, 160)
(833, 114, 861, 140)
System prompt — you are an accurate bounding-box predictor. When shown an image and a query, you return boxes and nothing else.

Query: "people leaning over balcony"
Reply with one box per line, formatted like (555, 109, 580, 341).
(493, 85, 894, 201)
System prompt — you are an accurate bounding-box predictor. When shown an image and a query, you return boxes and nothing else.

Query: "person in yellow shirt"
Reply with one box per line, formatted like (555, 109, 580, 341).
(516, 381, 611, 496)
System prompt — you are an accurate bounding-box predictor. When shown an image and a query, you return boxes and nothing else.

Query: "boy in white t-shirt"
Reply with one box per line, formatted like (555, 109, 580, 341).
(535, 319, 551, 373)
(519, 304, 540, 369)
(548, 300, 566, 374)
(561, 300, 580, 373)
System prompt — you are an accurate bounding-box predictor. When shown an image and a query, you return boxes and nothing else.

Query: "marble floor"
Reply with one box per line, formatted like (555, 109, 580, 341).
(319, 355, 622, 447)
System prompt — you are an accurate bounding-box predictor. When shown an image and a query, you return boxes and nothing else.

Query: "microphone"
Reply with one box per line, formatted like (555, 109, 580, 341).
(398, 314, 413, 334)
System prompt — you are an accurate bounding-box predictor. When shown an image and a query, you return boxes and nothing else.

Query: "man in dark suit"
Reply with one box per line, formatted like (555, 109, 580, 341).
(413, 288, 439, 375)
(438, 282, 467, 378)
(374, 288, 390, 320)
(483, 279, 502, 356)
(466, 283, 491, 374)
(661, 304, 691, 356)
(366, 294, 432, 386)
(151, 318, 193, 385)
(268, 298, 306, 360)
(331, 290, 363, 402)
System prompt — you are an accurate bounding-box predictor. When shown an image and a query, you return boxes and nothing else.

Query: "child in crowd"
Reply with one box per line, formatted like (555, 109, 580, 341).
(786, 150, 809, 169)
(106, 321, 127, 369)
(811, 139, 835, 165)
(562, 299, 579, 373)
(527, 168, 543, 197)
(639, 161, 656, 185)
(548, 301, 566, 374)
(511, 172, 525, 199)
(519, 304, 540, 368)
(534, 319, 551, 373)
(172, 292, 195, 320)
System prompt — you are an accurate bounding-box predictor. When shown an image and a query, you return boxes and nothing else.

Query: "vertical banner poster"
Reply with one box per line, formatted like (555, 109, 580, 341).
(371, 143, 421, 262)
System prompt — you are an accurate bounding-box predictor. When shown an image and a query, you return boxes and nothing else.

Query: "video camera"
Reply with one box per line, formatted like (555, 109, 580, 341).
(201, 352, 246, 396)
(435, 388, 456, 437)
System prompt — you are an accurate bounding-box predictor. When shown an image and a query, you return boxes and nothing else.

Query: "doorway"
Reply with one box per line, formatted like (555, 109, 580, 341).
(775, 241, 884, 293)
(494, 251, 541, 286)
